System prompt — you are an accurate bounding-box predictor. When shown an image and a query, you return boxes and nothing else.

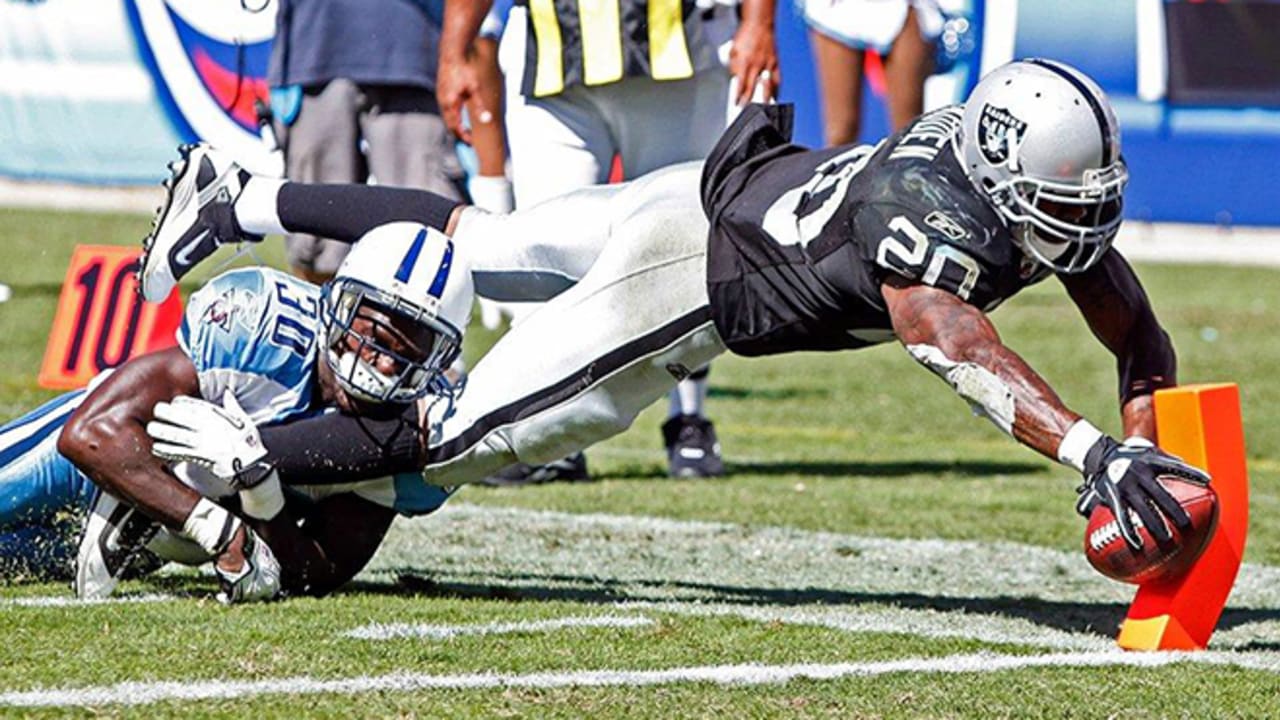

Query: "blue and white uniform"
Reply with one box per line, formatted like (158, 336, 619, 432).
(1, 267, 452, 578)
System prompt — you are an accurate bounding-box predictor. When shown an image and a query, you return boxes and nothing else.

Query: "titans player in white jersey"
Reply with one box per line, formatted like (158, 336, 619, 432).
(2, 222, 468, 602)
(140, 60, 1209, 558)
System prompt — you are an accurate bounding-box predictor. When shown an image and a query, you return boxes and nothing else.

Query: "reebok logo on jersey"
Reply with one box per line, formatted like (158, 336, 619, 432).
(978, 104, 1027, 169)
(925, 211, 967, 241)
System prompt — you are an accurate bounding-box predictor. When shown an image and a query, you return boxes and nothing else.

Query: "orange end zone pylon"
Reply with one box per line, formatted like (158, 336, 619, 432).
(1116, 383, 1249, 651)
(37, 245, 182, 390)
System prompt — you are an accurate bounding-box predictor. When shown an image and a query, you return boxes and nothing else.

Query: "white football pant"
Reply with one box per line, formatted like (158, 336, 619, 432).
(426, 163, 726, 485)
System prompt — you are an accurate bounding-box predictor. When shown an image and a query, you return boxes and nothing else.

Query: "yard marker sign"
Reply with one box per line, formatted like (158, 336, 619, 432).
(1118, 383, 1249, 650)
(38, 245, 182, 390)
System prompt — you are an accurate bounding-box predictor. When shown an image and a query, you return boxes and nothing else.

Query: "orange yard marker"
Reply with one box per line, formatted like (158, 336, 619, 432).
(38, 245, 182, 390)
(1116, 383, 1249, 651)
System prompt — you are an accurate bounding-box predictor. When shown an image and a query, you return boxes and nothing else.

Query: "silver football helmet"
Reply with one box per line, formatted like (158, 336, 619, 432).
(956, 58, 1128, 273)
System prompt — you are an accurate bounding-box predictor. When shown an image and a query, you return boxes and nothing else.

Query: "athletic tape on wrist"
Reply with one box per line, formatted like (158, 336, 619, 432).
(239, 471, 285, 521)
(1058, 419, 1106, 474)
(182, 497, 241, 555)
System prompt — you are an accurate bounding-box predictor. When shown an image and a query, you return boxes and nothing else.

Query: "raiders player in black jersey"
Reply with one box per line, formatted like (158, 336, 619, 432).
(138, 58, 1207, 567)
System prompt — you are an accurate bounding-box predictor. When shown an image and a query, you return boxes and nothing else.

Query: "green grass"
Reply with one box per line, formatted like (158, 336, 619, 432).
(2, 206, 1280, 717)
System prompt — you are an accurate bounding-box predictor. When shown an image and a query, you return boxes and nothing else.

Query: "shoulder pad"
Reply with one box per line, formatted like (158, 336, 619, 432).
(857, 203, 1004, 304)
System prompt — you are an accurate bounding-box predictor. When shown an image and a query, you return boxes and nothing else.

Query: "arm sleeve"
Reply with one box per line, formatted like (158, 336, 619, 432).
(277, 183, 462, 242)
(259, 404, 425, 485)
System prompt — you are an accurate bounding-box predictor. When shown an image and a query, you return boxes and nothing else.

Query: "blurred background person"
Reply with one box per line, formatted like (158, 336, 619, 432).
(268, 0, 463, 284)
(456, 0, 518, 332)
(801, 0, 942, 145)
(438, 0, 779, 483)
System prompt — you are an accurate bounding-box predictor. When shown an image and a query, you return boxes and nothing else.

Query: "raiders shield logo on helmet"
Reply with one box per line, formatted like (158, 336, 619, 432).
(977, 104, 1028, 169)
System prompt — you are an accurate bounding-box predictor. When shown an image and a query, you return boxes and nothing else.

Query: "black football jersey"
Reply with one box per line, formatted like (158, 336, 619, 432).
(701, 104, 1054, 357)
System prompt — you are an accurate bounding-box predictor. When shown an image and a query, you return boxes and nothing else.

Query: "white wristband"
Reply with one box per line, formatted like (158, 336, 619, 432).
(182, 497, 240, 555)
(239, 471, 285, 520)
(1057, 419, 1105, 473)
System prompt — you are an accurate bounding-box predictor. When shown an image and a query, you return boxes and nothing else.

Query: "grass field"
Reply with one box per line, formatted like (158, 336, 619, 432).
(2, 206, 1280, 717)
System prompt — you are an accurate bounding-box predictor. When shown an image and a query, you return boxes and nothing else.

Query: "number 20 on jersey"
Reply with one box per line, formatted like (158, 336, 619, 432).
(38, 245, 183, 390)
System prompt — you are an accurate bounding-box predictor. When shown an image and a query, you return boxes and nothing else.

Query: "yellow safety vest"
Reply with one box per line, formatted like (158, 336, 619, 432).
(518, 0, 713, 97)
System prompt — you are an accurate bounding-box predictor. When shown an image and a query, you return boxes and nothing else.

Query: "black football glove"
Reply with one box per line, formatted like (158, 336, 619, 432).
(1075, 436, 1210, 551)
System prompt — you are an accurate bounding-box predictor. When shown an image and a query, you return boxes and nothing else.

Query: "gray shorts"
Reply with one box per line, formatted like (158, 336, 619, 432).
(276, 78, 463, 276)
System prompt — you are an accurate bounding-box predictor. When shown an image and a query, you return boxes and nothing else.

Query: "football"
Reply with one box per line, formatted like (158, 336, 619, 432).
(1084, 475, 1219, 585)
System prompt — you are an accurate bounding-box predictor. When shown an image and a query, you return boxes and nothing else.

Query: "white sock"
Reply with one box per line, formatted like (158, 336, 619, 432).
(668, 376, 707, 418)
(234, 177, 287, 235)
(182, 497, 241, 555)
(467, 174, 514, 214)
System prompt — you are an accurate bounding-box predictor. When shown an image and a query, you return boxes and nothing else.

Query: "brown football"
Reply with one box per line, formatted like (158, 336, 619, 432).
(1084, 475, 1218, 585)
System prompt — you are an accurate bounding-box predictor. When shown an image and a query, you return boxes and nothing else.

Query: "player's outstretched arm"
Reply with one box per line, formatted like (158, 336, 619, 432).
(1057, 251, 1176, 440)
(882, 275, 1079, 456)
(58, 347, 205, 529)
(881, 276, 1207, 550)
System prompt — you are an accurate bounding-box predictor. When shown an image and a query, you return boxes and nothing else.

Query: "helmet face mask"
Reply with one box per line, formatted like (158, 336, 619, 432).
(317, 222, 473, 407)
(958, 59, 1129, 273)
(320, 278, 461, 405)
(998, 160, 1128, 273)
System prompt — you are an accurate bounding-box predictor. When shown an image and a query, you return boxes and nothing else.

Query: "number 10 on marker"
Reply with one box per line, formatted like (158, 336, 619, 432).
(38, 245, 182, 390)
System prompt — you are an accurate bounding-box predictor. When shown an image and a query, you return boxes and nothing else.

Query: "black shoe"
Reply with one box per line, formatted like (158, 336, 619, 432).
(478, 452, 591, 486)
(662, 414, 725, 478)
(138, 143, 259, 302)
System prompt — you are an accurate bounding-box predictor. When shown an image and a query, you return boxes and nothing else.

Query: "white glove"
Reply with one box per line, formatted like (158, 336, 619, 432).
(148, 390, 274, 489)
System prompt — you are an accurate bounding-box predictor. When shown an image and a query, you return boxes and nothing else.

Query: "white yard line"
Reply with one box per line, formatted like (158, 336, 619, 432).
(344, 615, 653, 640)
(0, 650, 1273, 708)
(0, 593, 175, 608)
(622, 601, 1114, 652)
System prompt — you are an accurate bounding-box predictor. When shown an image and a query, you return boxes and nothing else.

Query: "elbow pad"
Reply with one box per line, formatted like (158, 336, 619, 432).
(907, 343, 1016, 435)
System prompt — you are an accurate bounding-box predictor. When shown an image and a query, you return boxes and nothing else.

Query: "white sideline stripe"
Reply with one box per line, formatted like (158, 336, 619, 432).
(0, 593, 175, 608)
(1115, 222, 1280, 268)
(345, 615, 653, 640)
(0, 650, 1271, 708)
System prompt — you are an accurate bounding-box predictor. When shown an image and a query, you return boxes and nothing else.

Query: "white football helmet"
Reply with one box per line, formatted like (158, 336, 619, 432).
(956, 58, 1128, 273)
(320, 222, 473, 405)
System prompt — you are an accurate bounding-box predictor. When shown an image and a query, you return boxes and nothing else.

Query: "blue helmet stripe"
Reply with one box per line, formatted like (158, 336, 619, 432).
(427, 240, 454, 299)
(394, 228, 429, 284)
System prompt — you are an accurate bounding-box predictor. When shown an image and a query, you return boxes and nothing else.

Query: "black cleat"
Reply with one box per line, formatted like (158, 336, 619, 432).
(662, 414, 725, 478)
